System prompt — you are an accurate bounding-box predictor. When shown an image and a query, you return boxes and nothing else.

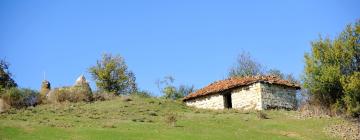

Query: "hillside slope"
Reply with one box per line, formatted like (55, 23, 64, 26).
(0, 96, 341, 140)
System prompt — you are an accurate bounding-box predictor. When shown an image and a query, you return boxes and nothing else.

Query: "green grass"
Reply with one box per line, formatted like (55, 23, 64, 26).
(0, 96, 342, 140)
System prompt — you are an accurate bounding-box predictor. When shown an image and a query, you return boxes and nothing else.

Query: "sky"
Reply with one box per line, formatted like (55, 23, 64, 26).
(1, 0, 359, 96)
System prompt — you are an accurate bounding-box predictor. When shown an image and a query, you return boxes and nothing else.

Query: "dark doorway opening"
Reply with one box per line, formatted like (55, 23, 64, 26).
(223, 92, 232, 109)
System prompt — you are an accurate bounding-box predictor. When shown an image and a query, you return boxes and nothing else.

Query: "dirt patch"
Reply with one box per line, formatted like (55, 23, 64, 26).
(279, 131, 300, 138)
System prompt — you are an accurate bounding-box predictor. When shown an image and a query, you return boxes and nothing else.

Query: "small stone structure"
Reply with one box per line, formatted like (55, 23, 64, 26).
(183, 76, 300, 110)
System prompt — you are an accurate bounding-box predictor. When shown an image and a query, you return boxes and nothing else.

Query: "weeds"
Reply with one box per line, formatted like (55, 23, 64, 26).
(164, 112, 177, 127)
(257, 111, 269, 119)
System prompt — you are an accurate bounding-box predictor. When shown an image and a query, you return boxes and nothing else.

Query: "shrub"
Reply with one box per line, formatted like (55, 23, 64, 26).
(51, 86, 92, 103)
(0, 87, 38, 108)
(257, 111, 269, 119)
(92, 91, 115, 101)
(164, 112, 177, 127)
(299, 101, 333, 117)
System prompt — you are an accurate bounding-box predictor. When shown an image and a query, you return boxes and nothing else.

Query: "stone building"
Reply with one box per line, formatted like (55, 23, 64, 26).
(183, 76, 300, 110)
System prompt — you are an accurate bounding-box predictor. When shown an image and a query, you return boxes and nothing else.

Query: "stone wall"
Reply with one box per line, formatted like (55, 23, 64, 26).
(231, 83, 262, 110)
(184, 82, 297, 110)
(185, 94, 224, 109)
(261, 83, 297, 110)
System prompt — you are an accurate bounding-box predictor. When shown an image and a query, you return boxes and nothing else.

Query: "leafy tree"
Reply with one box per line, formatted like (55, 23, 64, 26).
(163, 86, 178, 99)
(0, 59, 17, 90)
(157, 76, 195, 100)
(176, 85, 195, 98)
(303, 20, 360, 117)
(229, 51, 264, 77)
(89, 53, 138, 95)
(341, 72, 360, 116)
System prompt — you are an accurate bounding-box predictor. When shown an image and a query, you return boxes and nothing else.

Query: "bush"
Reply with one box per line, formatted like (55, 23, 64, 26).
(164, 112, 177, 127)
(92, 91, 116, 101)
(50, 86, 92, 103)
(0, 87, 38, 108)
(299, 102, 333, 117)
(256, 111, 269, 119)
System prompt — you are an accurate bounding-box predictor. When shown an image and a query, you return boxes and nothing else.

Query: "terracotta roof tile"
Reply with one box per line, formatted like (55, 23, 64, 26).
(183, 75, 300, 101)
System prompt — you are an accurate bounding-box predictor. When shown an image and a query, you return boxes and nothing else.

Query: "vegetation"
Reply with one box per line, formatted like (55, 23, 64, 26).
(0, 59, 17, 91)
(51, 86, 93, 103)
(89, 53, 137, 95)
(303, 20, 360, 117)
(0, 96, 344, 140)
(229, 51, 264, 77)
(164, 112, 177, 127)
(0, 87, 38, 108)
(267, 69, 299, 84)
(228, 52, 299, 84)
(157, 76, 195, 100)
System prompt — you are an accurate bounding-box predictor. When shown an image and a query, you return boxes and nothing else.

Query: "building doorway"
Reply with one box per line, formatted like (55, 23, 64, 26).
(223, 92, 232, 109)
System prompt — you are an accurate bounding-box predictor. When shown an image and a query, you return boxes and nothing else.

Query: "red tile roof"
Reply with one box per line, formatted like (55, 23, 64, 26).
(183, 75, 301, 101)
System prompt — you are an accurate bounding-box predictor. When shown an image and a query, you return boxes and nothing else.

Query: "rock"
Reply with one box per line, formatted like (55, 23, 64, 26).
(0, 98, 10, 113)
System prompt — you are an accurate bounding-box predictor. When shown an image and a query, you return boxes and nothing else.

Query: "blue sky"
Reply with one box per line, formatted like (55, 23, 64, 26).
(1, 0, 359, 96)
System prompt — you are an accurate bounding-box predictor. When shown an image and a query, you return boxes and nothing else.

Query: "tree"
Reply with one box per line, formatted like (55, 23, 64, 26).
(0, 59, 17, 90)
(157, 76, 195, 100)
(229, 51, 264, 77)
(267, 69, 299, 84)
(303, 20, 360, 117)
(89, 53, 137, 95)
(267, 69, 285, 78)
(176, 85, 195, 98)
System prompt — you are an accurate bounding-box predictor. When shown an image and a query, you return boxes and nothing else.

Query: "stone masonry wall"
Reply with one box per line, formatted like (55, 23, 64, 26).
(261, 83, 297, 110)
(185, 94, 224, 109)
(231, 83, 262, 110)
(185, 82, 297, 110)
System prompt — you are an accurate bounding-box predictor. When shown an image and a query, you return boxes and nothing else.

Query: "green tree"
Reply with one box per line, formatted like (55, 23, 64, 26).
(89, 53, 137, 95)
(176, 85, 195, 98)
(157, 76, 195, 100)
(0, 59, 17, 90)
(303, 20, 360, 116)
(229, 51, 264, 77)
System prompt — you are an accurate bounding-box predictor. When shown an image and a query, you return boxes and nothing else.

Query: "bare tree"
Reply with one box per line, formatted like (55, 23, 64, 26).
(229, 51, 264, 77)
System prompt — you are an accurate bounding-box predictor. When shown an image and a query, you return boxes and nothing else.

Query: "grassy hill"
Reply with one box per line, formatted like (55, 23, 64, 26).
(0, 96, 342, 140)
